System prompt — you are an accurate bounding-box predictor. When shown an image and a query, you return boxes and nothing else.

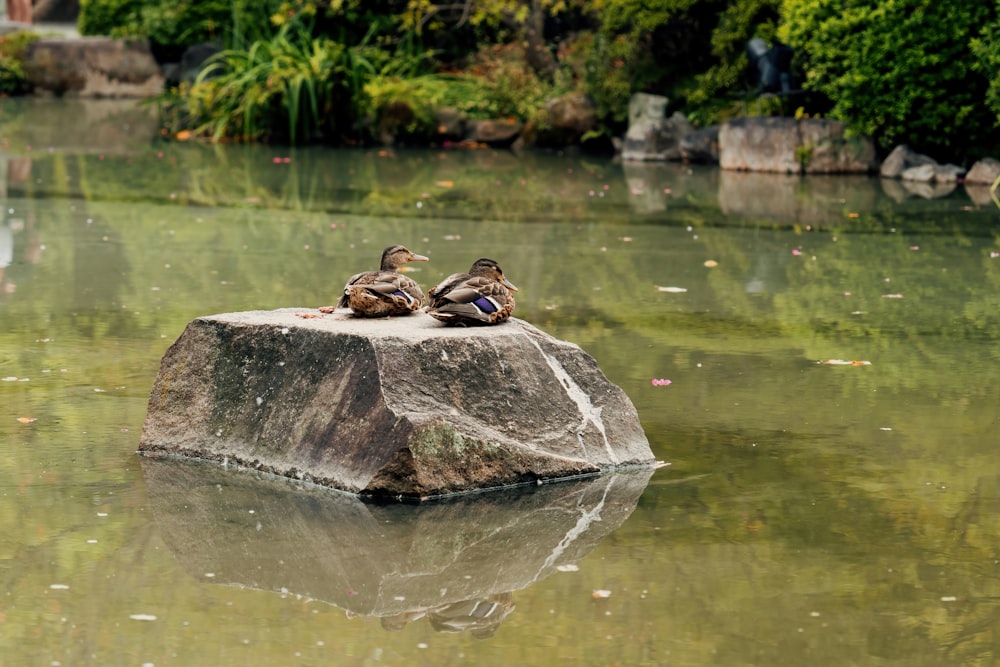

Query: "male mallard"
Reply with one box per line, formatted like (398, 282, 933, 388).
(426, 258, 518, 326)
(325, 244, 429, 317)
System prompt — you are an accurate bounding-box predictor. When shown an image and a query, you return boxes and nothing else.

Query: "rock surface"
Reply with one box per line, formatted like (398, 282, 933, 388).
(24, 37, 164, 98)
(622, 93, 695, 162)
(139, 309, 655, 499)
(142, 456, 653, 620)
(719, 117, 876, 174)
(964, 157, 1000, 185)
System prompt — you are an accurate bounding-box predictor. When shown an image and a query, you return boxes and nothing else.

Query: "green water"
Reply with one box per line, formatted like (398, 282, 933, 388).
(1, 99, 998, 666)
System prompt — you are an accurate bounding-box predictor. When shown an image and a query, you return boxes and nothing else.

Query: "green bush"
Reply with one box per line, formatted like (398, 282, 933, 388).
(0, 32, 39, 95)
(158, 22, 351, 144)
(79, 0, 284, 48)
(78, 0, 146, 37)
(971, 21, 1000, 129)
(779, 0, 999, 160)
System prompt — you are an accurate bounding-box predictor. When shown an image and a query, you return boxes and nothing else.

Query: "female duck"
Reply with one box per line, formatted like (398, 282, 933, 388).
(326, 244, 429, 317)
(426, 258, 518, 326)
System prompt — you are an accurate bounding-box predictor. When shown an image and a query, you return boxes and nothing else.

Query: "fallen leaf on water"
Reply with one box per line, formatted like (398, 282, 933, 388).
(881, 293, 904, 299)
(704, 260, 719, 268)
(651, 378, 672, 386)
(17, 417, 37, 423)
(434, 180, 454, 188)
(592, 589, 612, 599)
(556, 564, 579, 572)
(820, 359, 872, 366)
(656, 286, 687, 293)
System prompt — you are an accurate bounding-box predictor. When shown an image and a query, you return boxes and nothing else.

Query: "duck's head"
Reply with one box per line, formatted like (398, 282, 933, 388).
(468, 258, 518, 291)
(380, 244, 429, 271)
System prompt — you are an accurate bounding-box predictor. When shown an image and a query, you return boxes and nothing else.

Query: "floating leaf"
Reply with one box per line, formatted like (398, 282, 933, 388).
(592, 589, 612, 599)
(881, 293, 904, 299)
(656, 286, 687, 293)
(704, 260, 718, 268)
(820, 359, 871, 366)
(651, 378, 672, 386)
(17, 417, 37, 423)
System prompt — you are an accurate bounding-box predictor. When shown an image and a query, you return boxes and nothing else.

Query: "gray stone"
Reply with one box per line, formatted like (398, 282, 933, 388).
(139, 309, 655, 499)
(679, 126, 720, 164)
(879, 144, 937, 178)
(719, 117, 875, 174)
(524, 92, 598, 148)
(900, 162, 964, 184)
(465, 118, 523, 147)
(628, 92, 668, 126)
(142, 456, 654, 618)
(622, 111, 695, 162)
(24, 37, 164, 98)
(964, 158, 1000, 185)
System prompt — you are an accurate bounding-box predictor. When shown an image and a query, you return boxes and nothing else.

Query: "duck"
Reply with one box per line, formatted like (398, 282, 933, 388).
(323, 244, 429, 317)
(426, 258, 518, 326)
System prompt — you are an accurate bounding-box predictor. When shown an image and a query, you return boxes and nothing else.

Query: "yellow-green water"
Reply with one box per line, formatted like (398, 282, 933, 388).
(1, 98, 999, 666)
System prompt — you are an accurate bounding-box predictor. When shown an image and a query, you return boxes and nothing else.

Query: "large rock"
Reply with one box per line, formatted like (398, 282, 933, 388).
(964, 157, 1000, 185)
(879, 144, 936, 178)
(719, 117, 876, 174)
(142, 456, 653, 622)
(622, 93, 695, 161)
(524, 92, 598, 148)
(139, 309, 655, 499)
(24, 37, 164, 98)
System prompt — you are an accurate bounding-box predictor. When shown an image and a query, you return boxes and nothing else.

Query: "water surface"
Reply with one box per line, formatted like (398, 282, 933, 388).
(0, 99, 998, 666)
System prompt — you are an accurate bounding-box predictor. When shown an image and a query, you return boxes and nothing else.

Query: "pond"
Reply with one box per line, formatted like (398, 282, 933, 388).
(1, 98, 998, 666)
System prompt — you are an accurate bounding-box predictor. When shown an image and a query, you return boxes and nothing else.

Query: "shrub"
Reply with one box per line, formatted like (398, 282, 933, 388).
(779, 0, 999, 160)
(0, 31, 39, 95)
(158, 22, 351, 144)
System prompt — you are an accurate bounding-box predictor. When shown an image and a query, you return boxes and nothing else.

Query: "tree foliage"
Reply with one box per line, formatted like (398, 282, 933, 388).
(779, 0, 1000, 160)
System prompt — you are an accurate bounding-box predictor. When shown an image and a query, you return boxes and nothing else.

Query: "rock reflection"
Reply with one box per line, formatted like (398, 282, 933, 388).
(141, 458, 652, 635)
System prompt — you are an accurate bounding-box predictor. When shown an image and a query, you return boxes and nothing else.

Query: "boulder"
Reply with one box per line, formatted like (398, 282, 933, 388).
(622, 92, 695, 161)
(139, 309, 655, 499)
(719, 117, 876, 174)
(141, 456, 654, 620)
(900, 162, 964, 184)
(964, 157, 1000, 185)
(879, 144, 940, 179)
(24, 37, 164, 98)
(465, 118, 523, 147)
(524, 92, 598, 148)
(679, 126, 720, 164)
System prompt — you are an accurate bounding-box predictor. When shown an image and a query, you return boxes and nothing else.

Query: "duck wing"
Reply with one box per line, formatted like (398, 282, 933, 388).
(427, 276, 514, 325)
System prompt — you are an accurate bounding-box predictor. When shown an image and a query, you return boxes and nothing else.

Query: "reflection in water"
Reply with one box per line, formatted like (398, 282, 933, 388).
(141, 457, 652, 635)
(0, 158, 39, 303)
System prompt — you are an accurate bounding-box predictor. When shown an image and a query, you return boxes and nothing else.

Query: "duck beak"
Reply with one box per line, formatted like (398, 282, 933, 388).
(503, 277, 519, 291)
(409, 253, 430, 262)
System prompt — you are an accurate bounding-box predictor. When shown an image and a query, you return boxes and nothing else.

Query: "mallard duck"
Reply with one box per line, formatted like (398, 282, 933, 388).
(426, 258, 518, 326)
(325, 244, 429, 317)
